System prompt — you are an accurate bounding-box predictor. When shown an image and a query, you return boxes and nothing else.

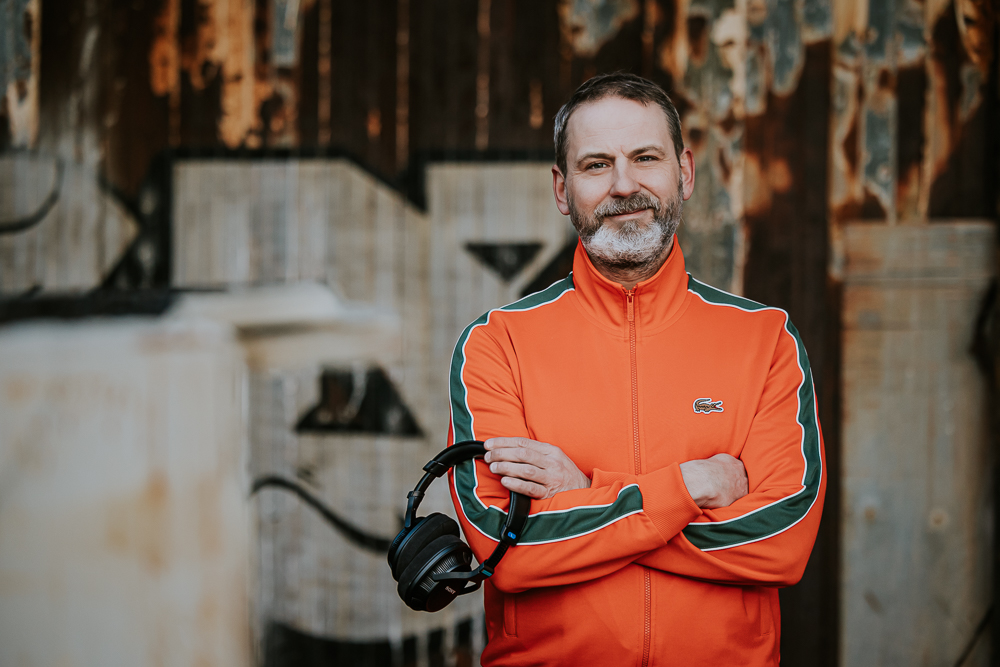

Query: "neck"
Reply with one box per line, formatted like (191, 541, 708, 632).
(586, 236, 674, 290)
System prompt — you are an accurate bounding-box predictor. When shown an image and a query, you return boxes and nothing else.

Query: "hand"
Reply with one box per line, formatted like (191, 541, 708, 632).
(483, 437, 591, 500)
(679, 454, 748, 509)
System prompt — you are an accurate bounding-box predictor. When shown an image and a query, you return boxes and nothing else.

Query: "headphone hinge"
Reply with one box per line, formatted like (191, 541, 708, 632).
(422, 460, 449, 477)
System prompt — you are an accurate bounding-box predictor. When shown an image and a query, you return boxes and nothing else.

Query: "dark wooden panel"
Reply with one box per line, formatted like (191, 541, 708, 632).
(409, 0, 480, 155)
(102, 0, 172, 197)
(742, 42, 839, 667)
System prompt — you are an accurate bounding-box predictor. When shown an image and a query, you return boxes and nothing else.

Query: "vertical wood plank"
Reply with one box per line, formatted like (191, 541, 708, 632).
(840, 221, 995, 666)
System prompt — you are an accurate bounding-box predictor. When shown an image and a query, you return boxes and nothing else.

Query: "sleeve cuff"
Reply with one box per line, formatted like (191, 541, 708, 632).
(592, 463, 703, 543)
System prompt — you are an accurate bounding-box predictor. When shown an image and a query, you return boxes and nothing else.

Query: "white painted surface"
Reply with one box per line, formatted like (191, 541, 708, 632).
(0, 319, 251, 667)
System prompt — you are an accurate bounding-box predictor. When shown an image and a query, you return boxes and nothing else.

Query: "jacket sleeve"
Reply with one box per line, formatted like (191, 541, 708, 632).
(447, 317, 703, 594)
(599, 315, 826, 587)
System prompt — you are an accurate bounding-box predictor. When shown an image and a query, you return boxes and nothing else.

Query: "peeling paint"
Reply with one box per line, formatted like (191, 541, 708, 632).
(558, 0, 640, 58)
(802, 0, 833, 42)
(0, 0, 40, 147)
(272, 0, 300, 67)
(954, 0, 995, 71)
(765, 0, 803, 94)
(149, 0, 180, 98)
(218, 0, 256, 148)
(957, 61, 982, 122)
(862, 105, 894, 216)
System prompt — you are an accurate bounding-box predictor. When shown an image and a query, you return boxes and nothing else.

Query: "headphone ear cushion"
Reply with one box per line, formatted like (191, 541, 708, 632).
(396, 534, 472, 611)
(390, 512, 460, 580)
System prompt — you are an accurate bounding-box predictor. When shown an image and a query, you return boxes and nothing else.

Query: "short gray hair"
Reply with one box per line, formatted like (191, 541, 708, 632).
(553, 72, 684, 176)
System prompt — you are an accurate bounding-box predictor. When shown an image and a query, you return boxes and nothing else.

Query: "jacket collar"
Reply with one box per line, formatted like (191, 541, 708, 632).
(570, 237, 690, 335)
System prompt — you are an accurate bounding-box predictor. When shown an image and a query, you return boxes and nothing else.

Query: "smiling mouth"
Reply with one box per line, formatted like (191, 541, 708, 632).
(604, 208, 652, 220)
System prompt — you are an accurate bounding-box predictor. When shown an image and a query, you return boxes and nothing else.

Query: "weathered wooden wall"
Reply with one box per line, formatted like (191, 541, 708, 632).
(840, 222, 995, 666)
(0, 0, 997, 665)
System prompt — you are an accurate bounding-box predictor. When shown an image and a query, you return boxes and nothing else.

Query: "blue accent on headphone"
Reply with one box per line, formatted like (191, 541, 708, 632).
(507, 531, 517, 540)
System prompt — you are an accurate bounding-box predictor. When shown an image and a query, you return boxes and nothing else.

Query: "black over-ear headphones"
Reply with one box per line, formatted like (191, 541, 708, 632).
(388, 440, 530, 612)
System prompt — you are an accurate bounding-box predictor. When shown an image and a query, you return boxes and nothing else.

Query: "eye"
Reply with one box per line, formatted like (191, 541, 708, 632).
(636, 155, 658, 163)
(586, 161, 610, 170)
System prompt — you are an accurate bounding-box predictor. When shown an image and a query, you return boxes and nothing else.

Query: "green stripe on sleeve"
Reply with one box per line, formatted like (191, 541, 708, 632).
(682, 278, 823, 551)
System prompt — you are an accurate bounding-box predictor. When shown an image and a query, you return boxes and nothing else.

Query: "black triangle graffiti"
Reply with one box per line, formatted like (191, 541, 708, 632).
(296, 367, 423, 437)
(520, 236, 578, 297)
(465, 242, 543, 282)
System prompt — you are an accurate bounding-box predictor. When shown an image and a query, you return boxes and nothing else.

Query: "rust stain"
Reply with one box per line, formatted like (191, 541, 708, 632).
(150, 0, 181, 144)
(559, 0, 640, 59)
(149, 0, 180, 98)
(2, 374, 35, 402)
(895, 64, 926, 220)
(687, 13, 709, 66)
(744, 153, 772, 215)
(105, 471, 170, 574)
(529, 79, 544, 129)
(769, 157, 792, 192)
(366, 107, 381, 139)
(917, 2, 990, 217)
(2, 0, 40, 147)
(180, 0, 219, 91)
(657, 0, 690, 83)
(954, 0, 995, 72)
(219, 0, 256, 148)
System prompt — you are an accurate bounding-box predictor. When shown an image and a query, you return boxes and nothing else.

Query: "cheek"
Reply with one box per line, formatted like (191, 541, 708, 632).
(568, 178, 611, 212)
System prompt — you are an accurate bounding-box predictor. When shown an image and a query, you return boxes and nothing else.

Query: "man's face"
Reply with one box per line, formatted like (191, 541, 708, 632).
(552, 97, 695, 274)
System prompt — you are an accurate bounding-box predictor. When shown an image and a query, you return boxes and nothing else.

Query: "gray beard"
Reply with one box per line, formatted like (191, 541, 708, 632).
(569, 181, 684, 274)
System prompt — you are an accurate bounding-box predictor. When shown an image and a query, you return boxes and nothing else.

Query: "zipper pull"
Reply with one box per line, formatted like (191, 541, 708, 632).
(626, 290, 634, 322)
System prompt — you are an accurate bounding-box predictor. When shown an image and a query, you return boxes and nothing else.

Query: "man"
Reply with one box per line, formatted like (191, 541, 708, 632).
(447, 73, 825, 666)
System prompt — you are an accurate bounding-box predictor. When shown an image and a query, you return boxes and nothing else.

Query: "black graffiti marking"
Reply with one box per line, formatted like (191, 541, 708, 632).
(296, 367, 423, 437)
(465, 242, 543, 282)
(0, 158, 62, 235)
(251, 476, 395, 553)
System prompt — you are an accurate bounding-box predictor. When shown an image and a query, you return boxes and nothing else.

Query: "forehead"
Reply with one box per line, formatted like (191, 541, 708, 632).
(565, 96, 675, 158)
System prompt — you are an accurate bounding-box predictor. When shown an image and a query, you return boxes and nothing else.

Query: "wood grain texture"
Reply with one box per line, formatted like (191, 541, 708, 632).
(840, 221, 995, 666)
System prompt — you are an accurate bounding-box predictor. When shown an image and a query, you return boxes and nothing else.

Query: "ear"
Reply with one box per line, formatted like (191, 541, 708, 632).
(552, 166, 571, 216)
(679, 147, 696, 201)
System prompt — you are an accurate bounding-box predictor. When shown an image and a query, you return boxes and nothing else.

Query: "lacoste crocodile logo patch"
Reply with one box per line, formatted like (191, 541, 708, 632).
(693, 398, 724, 414)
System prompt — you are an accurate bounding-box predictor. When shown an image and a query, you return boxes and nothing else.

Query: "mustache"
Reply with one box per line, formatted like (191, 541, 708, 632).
(594, 192, 662, 220)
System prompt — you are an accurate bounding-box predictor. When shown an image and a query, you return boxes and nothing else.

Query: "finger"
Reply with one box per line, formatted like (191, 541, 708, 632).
(490, 461, 547, 484)
(485, 444, 548, 467)
(484, 437, 527, 450)
(500, 475, 548, 499)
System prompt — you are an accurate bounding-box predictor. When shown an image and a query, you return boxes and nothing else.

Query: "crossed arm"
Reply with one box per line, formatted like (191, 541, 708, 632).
(484, 437, 749, 510)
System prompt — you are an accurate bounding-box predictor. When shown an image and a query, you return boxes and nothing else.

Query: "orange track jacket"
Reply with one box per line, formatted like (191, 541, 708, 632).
(448, 240, 825, 667)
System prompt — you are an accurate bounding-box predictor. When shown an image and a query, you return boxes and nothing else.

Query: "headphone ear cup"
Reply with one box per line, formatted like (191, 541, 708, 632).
(387, 516, 423, 577)
(390, 512, 460, 580)
(396, 534, 473, 612)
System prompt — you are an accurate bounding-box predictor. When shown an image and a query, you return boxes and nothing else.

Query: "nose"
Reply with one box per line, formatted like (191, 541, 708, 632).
(609, 161, 641, 198)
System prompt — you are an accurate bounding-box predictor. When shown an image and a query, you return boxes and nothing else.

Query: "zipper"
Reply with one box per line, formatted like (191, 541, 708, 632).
(626, 289, 652, 667)
(626, 290, 640, 476)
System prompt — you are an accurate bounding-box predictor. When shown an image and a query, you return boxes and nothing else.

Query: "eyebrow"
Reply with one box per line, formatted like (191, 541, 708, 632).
(575, 145, 667, 167)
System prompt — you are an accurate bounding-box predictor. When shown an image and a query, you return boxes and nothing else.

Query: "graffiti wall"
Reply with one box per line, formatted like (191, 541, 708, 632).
(0, 0, 996, 664)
